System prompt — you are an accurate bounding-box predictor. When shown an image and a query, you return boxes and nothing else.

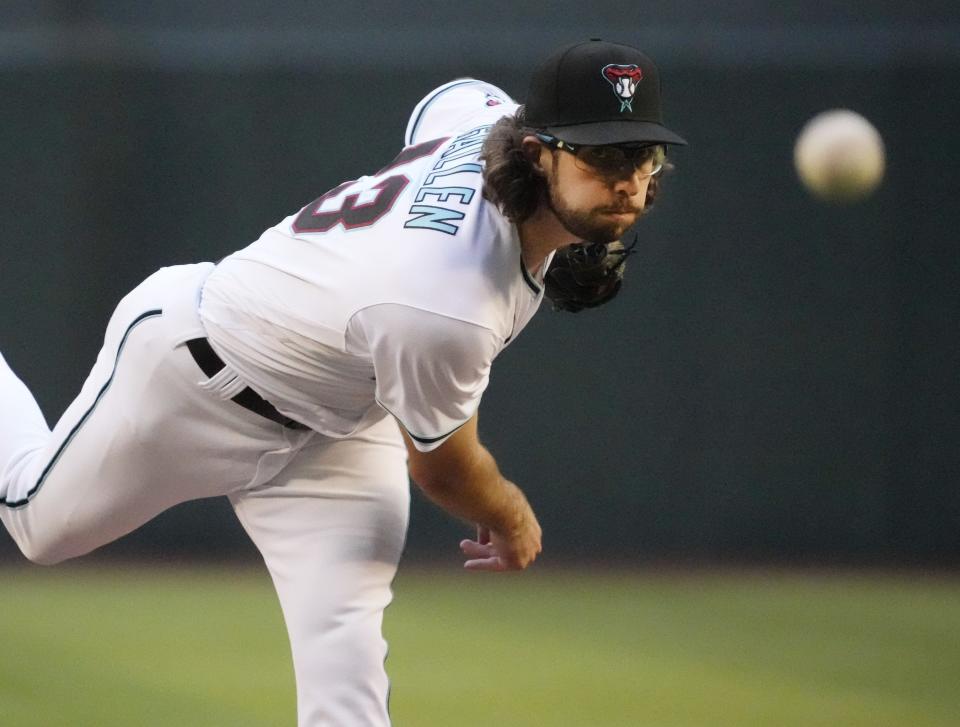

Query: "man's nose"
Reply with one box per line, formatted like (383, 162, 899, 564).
(611, 169, 644, 199)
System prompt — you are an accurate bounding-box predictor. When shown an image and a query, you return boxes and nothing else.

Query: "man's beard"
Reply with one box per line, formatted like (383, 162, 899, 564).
(546, 177, 638, 244)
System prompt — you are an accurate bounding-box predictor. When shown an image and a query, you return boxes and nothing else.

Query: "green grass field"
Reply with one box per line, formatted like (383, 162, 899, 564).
(1, 564, 958, 726)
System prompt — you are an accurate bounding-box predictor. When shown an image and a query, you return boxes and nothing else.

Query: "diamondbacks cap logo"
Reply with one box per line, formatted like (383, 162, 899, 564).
(601, 64, 643, 113)
(484, 91, 504, 107)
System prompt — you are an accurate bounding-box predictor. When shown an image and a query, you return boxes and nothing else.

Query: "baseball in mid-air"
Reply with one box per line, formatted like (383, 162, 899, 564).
(793, 109, 885, 203)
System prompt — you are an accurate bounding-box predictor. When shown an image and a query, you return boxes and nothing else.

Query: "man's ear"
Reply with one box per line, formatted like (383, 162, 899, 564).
(521, 136, 547, 172)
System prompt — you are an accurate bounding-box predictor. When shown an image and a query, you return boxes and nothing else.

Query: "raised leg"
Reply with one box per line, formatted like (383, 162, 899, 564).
(1, 264, 306, 564)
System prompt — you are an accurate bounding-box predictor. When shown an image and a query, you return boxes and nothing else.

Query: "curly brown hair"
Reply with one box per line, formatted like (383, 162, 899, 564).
(480, 108, 669, 224)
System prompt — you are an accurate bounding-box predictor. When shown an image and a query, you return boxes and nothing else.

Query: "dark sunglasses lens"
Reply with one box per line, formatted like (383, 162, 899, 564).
(582, 146, 615, 163)
(577, 147, 629, 174)
(576, 146, 662, 176)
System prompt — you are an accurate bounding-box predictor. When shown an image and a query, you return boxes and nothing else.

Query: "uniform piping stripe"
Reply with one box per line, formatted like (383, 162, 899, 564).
(520, 257, 542, 295)
(375, 399, 469, 446)
(1, 308, 163, 509)
(407, 423, 467, 445)
(382, 517, 411, 723)
(405, 79, 480, 146)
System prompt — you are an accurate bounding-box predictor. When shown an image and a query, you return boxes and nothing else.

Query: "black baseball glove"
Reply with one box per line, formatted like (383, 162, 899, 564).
(543, 238, 636, 313)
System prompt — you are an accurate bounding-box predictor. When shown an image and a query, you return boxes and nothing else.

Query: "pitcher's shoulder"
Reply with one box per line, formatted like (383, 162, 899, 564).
(404, 78, 518, 147)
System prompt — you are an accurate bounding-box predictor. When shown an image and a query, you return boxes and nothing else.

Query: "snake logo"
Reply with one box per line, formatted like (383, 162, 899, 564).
(484, 92, 505, 107)
(601, 64, 643, 113)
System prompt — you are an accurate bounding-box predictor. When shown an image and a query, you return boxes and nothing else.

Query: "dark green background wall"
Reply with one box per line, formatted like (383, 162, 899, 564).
(1, 2, 958, 563)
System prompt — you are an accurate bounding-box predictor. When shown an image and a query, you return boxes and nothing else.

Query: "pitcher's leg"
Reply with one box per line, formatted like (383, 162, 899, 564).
(0, 305, 168, 562)
(231, 417, 409, 727)
(0, 352, 51, 502)
(1, 264, 303, 564)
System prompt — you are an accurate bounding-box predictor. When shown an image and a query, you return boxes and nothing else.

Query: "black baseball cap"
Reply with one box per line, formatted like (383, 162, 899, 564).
(525, 39, 687, 147)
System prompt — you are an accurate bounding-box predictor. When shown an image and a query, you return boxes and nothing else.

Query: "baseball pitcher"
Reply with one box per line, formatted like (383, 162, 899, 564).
(0, 40, 685, 726)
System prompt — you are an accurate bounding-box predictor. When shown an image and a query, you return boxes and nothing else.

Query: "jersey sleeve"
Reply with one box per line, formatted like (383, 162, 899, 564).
(404, 78, 518, 146)
(347, 304, 501, 452)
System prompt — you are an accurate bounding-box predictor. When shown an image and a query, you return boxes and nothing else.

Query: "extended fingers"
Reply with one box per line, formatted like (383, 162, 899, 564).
(460, 539, 508, 571)
(459, 539, 495, 559)
(463, 556, 507, 571)
(459, 538, 537, 571)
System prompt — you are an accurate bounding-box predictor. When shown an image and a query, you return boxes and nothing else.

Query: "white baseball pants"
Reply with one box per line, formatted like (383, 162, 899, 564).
(0, 263, 410, 726)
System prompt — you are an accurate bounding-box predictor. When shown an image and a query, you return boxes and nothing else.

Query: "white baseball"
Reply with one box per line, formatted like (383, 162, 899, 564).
(794, 109, 885, 203)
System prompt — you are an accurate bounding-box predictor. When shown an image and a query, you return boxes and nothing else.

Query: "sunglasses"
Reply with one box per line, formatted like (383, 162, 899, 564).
(535, 133, 664, 180)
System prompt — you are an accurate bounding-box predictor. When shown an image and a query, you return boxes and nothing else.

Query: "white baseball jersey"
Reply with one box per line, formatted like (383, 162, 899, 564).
(0, 78, 549, 727)
(200, 80, 552, 451)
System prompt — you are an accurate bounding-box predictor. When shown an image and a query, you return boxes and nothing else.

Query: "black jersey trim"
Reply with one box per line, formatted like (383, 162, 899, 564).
(406, 79, 480, 146)
(520, 256, 542, 295)
(407, 423, 467, 445)
(376, 399, 469, 446)
(1, 308, 163, 509)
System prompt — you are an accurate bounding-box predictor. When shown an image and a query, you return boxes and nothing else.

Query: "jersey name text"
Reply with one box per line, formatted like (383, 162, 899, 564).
(404, 125, 492, 236)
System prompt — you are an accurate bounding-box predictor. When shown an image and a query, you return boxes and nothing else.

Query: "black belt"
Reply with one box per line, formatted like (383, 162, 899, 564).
(186, 338, 308, 430)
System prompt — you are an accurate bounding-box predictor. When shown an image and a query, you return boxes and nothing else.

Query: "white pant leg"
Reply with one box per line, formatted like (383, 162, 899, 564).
(230, 415, 410, 727)
(1, 263, 313, 564)
(0, 352, 51, 499)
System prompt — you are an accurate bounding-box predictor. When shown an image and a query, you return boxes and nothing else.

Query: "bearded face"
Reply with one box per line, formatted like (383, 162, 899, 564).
(544, 157, 643, 244)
